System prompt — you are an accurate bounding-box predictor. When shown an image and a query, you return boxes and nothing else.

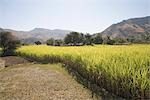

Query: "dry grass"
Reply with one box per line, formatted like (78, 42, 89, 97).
(0, 64, 98, 100)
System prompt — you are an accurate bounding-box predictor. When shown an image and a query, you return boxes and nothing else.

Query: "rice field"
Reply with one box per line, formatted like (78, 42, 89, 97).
(0, 48, 2, 56)
(16, 44, 150, 99)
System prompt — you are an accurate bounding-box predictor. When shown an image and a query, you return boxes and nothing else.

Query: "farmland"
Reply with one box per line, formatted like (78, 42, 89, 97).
(16, 44, 150, 99)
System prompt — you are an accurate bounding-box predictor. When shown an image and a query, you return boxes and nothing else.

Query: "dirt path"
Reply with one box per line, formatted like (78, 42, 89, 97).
(0, 63, 99, 100)
(1, 56, 31, 67)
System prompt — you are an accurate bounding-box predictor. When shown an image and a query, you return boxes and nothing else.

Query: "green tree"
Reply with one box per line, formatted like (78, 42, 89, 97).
(93, 34, 103, 44)
(34, 41, 42, 45)
(113, 37, 127, 44)
(0, 32, 20, 56)
(84, 33, 93, 45)
(54, 39, 64, 46)
(103, 36, 115, 45)
(64, 32, 84, 46)
(46, 38, 54, 45)
(64, 34, 71, 45)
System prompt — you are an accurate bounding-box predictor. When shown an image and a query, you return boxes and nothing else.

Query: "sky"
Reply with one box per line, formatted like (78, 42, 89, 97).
(0, 0, 149, 33)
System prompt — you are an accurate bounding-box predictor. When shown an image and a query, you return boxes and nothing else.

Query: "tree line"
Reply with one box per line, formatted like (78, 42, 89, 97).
(45, 32, 129, 46)
(46, 32, 104, 46)
(44, 32, 150, 46)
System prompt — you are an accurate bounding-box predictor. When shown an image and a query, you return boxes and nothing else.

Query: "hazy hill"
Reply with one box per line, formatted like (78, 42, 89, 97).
(0, 28, 71, 44)
(29, 28, 71, 40)
(101, 16, 150, 43)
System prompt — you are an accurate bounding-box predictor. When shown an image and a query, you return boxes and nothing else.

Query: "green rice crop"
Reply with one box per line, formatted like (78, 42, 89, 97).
(16, 44, 150, 99)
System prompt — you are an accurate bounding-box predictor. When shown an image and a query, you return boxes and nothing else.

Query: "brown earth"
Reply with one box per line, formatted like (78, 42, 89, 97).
(1, 56, 31, 67)
(0, 56, 99, 100)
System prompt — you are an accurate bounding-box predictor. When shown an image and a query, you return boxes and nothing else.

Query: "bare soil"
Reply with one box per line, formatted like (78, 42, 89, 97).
(0, 56, 99, 100)
(1, 56, 30, 67)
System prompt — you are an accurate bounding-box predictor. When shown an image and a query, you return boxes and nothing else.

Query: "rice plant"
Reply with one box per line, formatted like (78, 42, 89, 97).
(16, 44, 150, 99)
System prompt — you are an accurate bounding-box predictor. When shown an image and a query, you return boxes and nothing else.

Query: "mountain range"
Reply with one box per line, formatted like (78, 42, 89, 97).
(0, 28, 71, 44)
(101, 16, 150, 42)
(0, 16, 150, 44)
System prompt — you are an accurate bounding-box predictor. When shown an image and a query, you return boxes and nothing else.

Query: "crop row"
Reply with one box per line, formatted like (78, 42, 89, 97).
(16, 45, 150, 99)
